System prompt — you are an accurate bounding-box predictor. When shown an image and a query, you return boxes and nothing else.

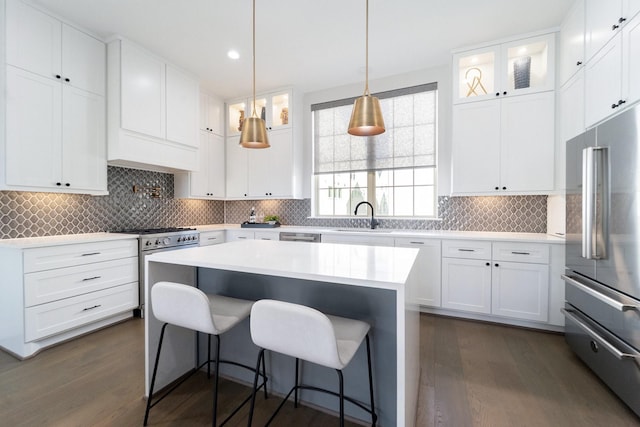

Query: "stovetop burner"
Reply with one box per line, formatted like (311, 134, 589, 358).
(111, 227, 196, 235)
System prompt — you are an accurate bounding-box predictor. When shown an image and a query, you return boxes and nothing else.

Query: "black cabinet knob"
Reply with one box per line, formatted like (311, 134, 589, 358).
(612, 103, 619, 109)
(619, 99, 627, 106)
(55, 74, 61, 79)
(503, 91, 507, 95)
(495, 186, 499, 190)
(65, 183, 70, 187)
(576, 61, 582, 66)
(64, 78, 70, 82)
(502, 186, 507, 190)
(496, 92, 500, 96)
(485, 262, 490, 266)
(56, 182, 62, 186)
(494, 263, 499, 267)
(619, 17, 627, 24)
(612, 24, 620, 30)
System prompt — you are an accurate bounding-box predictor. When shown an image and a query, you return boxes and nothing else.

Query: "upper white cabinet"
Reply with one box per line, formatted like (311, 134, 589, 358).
(174, 130, 225, 199)
(451, 91, 555, 195)
(585, 0, 625, 60)
(107, 38, 199, 173)
(452, 33, 555, 104)
(559, 0, 585, 86)
(225, 88, 303, 200)
(200, 92, 223, 135)
(1, 0, 107, 194)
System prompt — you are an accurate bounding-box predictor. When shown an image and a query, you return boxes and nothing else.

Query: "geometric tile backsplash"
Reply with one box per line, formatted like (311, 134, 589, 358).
(0, 166, 547, 239)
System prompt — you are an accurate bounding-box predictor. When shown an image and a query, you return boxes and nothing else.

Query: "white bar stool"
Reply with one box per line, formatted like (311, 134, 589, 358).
(144, 281, 267, 426)
(247, 299, 376, 427)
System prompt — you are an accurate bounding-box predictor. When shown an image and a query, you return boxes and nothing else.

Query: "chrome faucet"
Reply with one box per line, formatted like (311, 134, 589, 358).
(354, 201, 379, 230)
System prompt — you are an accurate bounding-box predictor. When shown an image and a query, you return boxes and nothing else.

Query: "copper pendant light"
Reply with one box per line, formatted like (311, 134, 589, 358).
(240, 0, 270, 148)
(348, 0, 385, 136)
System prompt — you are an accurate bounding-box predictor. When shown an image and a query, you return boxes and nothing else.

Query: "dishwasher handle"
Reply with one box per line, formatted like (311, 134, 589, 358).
(279, 232, 321, 243)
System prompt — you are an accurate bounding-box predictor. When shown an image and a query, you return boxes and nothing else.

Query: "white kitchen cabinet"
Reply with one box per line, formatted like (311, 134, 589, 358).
(107, 38, 199, 172)
(585, 0, 624, 60)
(623, 13, 640, 108)
(559, 0, 585, 86)
(321, 233, 394, 247)
(560, 70, 585, 144)
(442, 257, 492, 314)
(394, 237, 441, 307)
(451, 91, 555, 195)
(225, 229, 256, 241)
(491, 242, 550, 322)
(225, 88, 302, 200)
(0, 237, 138, 359)
(254, 230, 281, 241)
(199, 230, 225, 246)
(200, 92, 223, 135)
(174, 131, 225, 199)
(2, 0, 107, 195)
(452, 32, 555, 104)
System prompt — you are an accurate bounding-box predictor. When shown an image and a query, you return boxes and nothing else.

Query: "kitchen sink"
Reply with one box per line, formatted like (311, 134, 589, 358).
(333, 228, 392, 233)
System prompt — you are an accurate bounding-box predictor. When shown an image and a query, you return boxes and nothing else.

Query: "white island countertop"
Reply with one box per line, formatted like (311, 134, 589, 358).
(147, 239, 419, 290)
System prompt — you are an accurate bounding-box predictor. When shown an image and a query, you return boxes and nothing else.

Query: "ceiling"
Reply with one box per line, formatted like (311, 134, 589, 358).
(32, 0, 575, 99)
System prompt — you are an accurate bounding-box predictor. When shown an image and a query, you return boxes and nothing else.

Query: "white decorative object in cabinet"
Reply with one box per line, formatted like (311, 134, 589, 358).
(225, 88, 303, 200)
(2, 0, 107, 195)
(199, 230, 225, 246)
(491, 242, 549, 322)
(441, 240, 493, 314)
(200, 92, 223, 135)
(107, 38, 199, 173)
(559, 0, 585, 86)
(451, 91, 555, 195)
(394, 237, 441, 307)
(174, 131, 225, 199)
(452, 32, 555, 104)
(0, 237, 138, 359)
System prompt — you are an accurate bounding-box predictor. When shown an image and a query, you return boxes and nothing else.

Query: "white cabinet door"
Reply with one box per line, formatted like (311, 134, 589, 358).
(226, 230, 255, 241)
(199, 230, 225, 246)
(208, 134, 226, 198)
(200, 93, 224, 135)
(321, 234, 394, 247)
(248, 130, 293, 198)
(6, 0, 61, 80)
(585, 34, 622, 127)
(628, 0, 640, 19)
(225, 136, 248, 198)
(395, 238, 441, 307)
(623, 14, 640, 106)
(441, 257, 492, 314)
(120, 42, 165, 138)
(166, 64, 198, 148)
(560, 0, 585, 85)
(491, 261, 549, 322)
(61, 24, 105, 96)
(188, 131, 210, 197)
(585, 0, 623, 60)
(560, 70, 586, 144)
(500, 91, 555, 193)
(5, 66, 62, 188)
(254, 231, 280, 241)
(451, 100, 501, 194)
(61, 85, 106, 191)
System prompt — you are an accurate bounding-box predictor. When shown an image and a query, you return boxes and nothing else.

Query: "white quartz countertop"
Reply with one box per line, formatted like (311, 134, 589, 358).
(146, 239, 420, 290)
(191, 224, 565, 244)
(0, 232, 139, 249)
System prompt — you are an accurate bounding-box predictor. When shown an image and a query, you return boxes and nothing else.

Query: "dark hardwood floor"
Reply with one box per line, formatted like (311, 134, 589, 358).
(1, 314, 639, 426)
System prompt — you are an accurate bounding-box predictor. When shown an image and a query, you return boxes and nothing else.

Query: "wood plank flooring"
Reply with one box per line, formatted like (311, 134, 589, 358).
(1, 314, 639, 426)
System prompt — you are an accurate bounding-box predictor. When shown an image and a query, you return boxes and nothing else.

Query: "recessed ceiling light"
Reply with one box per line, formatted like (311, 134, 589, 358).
(227, 50, 240, 60)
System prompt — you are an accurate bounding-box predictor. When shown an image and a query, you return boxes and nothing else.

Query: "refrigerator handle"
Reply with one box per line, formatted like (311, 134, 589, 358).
(582, 147, 609, 260)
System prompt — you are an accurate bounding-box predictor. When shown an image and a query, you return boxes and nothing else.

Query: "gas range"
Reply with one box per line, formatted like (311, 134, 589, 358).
(111, 227, 200, 251)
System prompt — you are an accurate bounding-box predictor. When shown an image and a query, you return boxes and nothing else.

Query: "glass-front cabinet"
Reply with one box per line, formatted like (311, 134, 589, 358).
(453, 33, 555, 103)
(227, 89, 291, 136)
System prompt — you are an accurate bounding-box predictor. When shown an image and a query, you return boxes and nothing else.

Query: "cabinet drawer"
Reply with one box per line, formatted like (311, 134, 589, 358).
(25, 282, 137, 342)
(492, 242, 549, 264)
(24, 239, 138, 273)
(442, 240, 491, 259)
(199, 231, 225, 246)
(25, 257, 138, 307)
(254, 231, 280, 241)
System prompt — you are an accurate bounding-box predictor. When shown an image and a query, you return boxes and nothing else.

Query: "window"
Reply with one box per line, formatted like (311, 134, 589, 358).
(312, 83, 438, 218)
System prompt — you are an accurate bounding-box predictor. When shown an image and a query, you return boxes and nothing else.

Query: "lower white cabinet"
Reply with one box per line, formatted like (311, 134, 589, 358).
(441, 239, 552, 323)
(199, 230, 225, 246)
(225, 229, 281, 241)
(321, 233, 394, 247)
(394, 237, 441, 307)
(0, 236, 138, 359)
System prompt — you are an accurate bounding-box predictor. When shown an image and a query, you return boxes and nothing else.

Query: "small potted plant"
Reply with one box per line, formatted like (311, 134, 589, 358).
(264, 215, 280, 225)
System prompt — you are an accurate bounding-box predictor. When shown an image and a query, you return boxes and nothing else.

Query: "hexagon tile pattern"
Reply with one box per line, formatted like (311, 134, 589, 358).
(0, 166, 546, 239)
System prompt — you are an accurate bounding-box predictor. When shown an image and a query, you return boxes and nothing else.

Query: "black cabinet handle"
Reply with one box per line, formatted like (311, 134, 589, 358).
(56, 182, 62, 186)
(576, 61, 582, 66)
(55, 74, 61, 79)
(64, 78, 70, 82)
(619, 99, 627, 106)
(619, 17, 627, 24)
(65, 183, 70, 187)
(494, 263, 499, 267)
(612, 24, 620, 30)
(82, 304, 101, 311)
(612, 103, 619, 109)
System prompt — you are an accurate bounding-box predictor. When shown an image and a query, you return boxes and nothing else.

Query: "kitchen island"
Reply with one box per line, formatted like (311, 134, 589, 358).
(145, 239, 420, 426)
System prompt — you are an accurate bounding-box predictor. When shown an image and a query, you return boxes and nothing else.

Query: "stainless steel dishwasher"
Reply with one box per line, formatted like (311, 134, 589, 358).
(279, 232, 321, 243)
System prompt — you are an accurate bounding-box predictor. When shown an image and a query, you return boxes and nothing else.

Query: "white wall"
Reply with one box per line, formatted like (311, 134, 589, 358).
(301, 64, 452, 199)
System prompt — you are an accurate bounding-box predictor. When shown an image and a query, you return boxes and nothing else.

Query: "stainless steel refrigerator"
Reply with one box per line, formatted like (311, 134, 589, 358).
(563, 105, 640, 417)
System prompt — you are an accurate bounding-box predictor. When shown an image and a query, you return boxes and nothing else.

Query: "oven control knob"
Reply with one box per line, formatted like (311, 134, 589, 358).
(163, 238, 170, 245)
(177, 237, 182, 242)
(145, 241, 152, 246)
(155, 239, 160, 245)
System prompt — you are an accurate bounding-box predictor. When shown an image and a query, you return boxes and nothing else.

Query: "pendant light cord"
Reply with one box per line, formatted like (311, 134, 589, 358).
(364, 0, 370, 96)
(252, 0, 257, 118)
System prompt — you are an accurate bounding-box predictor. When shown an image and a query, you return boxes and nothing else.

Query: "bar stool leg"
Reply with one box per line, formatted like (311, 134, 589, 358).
(294, 358, 300, 408)
(261, 351, 268, 400)
(144, 323, 168, 426)
(336, 369, 345, 427)
(366, 334, 376, 426)
(207, 334, 212, 378)
(247, 348, 265, 427)
(212, 334, 221, 427)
